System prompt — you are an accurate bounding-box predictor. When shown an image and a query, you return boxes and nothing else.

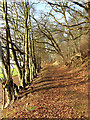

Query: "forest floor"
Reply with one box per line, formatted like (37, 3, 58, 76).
(2, 58, 89, 119)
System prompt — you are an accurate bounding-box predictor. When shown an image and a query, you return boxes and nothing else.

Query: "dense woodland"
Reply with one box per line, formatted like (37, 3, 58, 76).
(0, 0, 89, 115)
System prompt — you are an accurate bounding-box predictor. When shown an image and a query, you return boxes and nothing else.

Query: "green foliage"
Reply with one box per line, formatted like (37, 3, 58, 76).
(83, 75, 87, 78)
(0, 69, 4, 79)
(27, 106, 37, 111)
(11, 68, 17, 76)
(0, 68, 17, 79)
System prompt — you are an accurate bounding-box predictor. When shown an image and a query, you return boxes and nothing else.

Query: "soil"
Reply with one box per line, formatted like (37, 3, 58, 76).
(1, 59, 89, 119)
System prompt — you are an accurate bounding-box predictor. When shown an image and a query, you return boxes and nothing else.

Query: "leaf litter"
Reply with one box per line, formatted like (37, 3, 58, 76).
(2, 61, 88, 119)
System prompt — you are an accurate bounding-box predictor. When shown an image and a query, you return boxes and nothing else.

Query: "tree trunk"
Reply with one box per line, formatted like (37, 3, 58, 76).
(24, 2, 30, 84)
(2, 1, 17, 108)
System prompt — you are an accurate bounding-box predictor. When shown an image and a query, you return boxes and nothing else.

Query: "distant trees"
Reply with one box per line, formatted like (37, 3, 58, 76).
(43, 0, 89, 65)
(70, 0, 90, 58)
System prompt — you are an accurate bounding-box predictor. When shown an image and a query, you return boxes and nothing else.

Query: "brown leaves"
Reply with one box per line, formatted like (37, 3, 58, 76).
(2, 62, 88, 119)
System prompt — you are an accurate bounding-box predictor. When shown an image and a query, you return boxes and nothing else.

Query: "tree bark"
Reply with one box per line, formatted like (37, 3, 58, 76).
(24, 2, 30, 84)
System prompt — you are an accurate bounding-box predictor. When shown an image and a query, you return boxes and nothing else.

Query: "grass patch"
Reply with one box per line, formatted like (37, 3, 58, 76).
(83, 75, 87, 78)
(0, 68, 4, 79)
(0, 68, 17, 79)
(11, 68, 17, 76)
(0, 73, 4, 79)
(27, 106, 37, 111)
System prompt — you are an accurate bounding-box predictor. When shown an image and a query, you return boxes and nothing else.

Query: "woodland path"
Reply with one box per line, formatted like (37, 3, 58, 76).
(2, 62, 88, 119)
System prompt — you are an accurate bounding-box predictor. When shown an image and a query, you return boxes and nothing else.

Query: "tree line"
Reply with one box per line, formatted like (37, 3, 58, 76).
(0, 0, 89, 108)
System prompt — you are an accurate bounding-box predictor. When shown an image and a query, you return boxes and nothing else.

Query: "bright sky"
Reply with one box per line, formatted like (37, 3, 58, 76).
(0, 0, 86, 27)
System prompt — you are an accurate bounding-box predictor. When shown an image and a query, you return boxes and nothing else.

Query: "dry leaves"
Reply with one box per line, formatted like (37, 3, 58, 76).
(2, 61, 88, 119)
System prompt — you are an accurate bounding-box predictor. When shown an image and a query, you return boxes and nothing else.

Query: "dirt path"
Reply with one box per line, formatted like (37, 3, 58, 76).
(2, 63, 88, 119)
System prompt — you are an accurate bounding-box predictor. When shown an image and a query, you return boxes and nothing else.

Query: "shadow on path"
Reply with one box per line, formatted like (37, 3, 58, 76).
(18, 65, 88, 99)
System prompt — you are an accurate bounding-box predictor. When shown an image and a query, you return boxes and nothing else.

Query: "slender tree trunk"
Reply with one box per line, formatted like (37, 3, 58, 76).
(2, 1, 19, 108)
(24, 2, 30, 84)
(2, 1, 13, 108)
(32, 32, 37, 77)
